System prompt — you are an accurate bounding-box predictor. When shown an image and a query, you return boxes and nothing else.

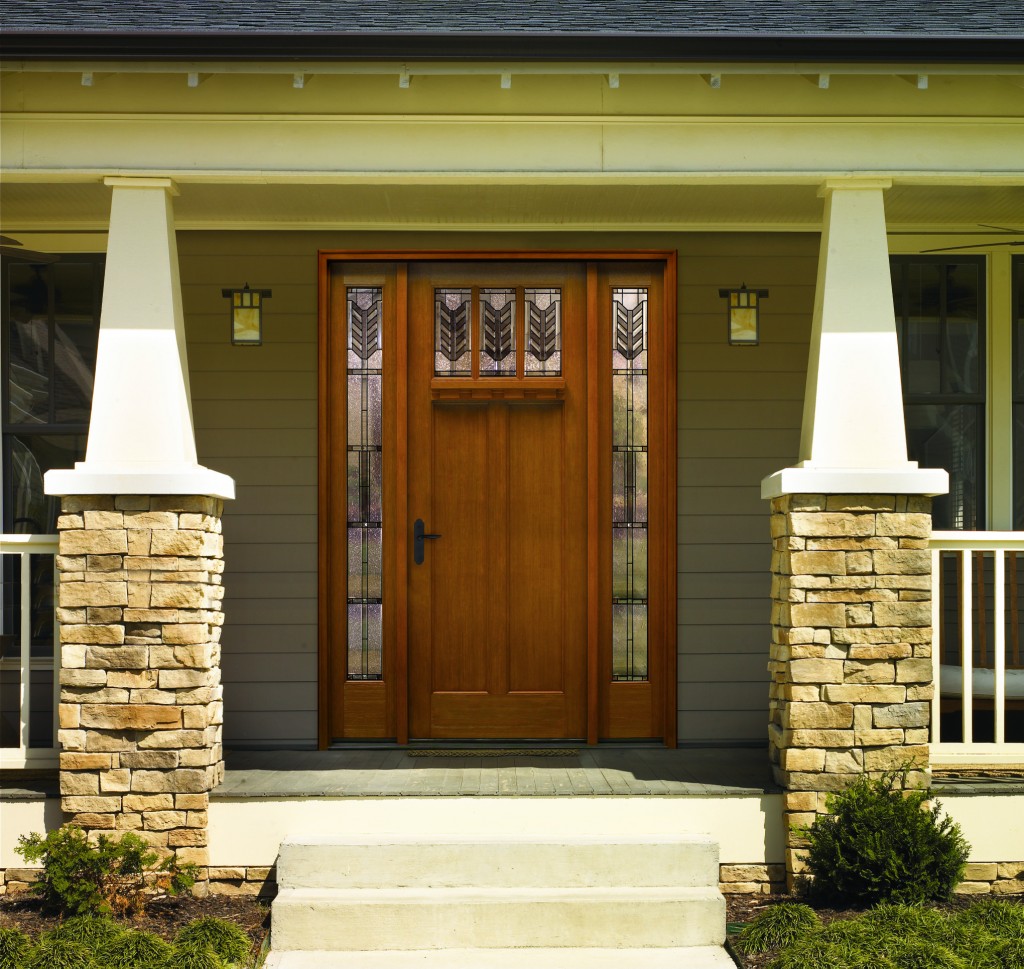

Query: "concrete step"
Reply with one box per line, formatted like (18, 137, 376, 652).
(266, 946, 737, 968)
(277, 835, 720, 890)
(271, 886, 726, 952)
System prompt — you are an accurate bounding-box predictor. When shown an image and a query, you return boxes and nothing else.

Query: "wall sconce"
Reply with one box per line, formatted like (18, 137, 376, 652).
(719, 284, 768, 345)
(222, 283, 272, 345)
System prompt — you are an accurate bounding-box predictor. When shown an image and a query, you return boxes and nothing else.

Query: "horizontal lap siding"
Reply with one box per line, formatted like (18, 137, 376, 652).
(180, 235, 319, 748)
(677, 235, 814, 742)
(179, 231, 814, 747)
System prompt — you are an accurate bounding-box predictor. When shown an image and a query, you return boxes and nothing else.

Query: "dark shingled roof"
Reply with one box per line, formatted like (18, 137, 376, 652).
(3, 0, 1024, 61)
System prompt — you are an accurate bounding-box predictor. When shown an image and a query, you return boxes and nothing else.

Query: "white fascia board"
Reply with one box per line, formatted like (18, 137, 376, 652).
(45, 466, 235, 500)
(761, 466, 950, 499)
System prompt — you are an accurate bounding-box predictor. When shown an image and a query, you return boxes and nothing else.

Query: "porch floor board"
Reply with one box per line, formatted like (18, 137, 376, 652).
(211, 746, 779, 798)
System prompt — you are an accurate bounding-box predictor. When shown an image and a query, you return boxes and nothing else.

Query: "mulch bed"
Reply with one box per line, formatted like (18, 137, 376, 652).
(0, 891, 269, 962)
(725, 892, 1024, 968)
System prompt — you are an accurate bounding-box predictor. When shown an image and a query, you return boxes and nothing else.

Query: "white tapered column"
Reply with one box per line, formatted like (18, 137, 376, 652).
(762, 178, 947, 498)
(45, 177, 233, 499)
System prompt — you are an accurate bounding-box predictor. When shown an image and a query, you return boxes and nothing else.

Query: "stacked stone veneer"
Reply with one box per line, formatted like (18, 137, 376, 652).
(55, 496, 224, 876)
(768, 493, 934, 886)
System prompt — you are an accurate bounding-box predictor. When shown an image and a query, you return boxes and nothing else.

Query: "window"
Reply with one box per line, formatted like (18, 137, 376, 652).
(891, 256, 985, 530)
(1014, 256, 1024, 530)
(2, 255, 103, 533)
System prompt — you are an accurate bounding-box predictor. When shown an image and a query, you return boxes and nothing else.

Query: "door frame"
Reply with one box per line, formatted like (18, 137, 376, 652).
(318, 249, 678, 747)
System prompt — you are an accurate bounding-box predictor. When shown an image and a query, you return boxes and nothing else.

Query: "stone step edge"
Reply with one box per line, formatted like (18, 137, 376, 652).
(279, 834, 719, 847)
(265, 946, 736, 969)
(273, 885, 725, 904)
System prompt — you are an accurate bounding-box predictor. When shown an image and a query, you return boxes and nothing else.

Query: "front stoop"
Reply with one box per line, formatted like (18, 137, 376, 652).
(266, 835, 732, 968)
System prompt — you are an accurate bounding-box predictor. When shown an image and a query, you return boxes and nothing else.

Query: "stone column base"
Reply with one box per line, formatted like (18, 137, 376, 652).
(57, 495, 225, 871)
(767, 493, 935, 887)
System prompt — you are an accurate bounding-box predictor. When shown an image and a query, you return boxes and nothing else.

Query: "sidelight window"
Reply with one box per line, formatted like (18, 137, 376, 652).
(345, 287, 384, 680)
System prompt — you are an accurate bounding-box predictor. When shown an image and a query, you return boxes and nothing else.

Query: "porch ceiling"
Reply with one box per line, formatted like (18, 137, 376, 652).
(2, 179, 1022, 233)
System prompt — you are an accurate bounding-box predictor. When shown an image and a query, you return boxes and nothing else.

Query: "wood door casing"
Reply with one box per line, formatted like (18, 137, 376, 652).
(318, 251, 677, 746)
(407, 264, 588, 739)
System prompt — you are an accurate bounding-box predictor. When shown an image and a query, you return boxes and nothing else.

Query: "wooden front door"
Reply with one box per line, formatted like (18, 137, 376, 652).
(320, 252, 676, 746)
(407, 263, 588, 739)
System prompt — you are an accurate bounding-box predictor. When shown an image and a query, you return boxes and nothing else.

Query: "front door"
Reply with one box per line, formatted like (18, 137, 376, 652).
(407, 263, 588, 739)
(320, 251, 676, 746)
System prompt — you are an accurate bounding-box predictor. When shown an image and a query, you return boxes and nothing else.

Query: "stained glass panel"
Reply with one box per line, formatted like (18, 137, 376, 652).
(525, 288, 561, 374)
(480, 289, 516, 376)
(346, 287, 383, 680)
(435, 288, 472, 376)
(611, 288, 649, 682)
(612, 604, 648, 682)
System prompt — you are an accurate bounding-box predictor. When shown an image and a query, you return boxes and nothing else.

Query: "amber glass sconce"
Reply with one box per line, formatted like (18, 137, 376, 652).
(222, 283, 272, 345)
(719, 284, 768, 345)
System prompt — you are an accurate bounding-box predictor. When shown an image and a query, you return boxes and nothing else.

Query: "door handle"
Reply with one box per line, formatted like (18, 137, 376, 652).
(413, 518, 441, 565)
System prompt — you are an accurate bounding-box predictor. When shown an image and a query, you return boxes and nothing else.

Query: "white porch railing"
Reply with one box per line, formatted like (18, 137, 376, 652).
(930, 531, 1024, 766)
(0, 533, 60, 769)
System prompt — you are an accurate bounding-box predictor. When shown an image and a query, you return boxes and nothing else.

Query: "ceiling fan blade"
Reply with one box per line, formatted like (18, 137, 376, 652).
(0, 245, 60, 263)
(920, 241, 1024, 254)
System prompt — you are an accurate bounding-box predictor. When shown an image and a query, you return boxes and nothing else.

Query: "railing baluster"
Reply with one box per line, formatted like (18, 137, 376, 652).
(2, 534, 60, 769)
(931, 548, 942, 746)
(53, 555, 61, 748)
(961, 549, 973, 745)
(20, 551, 32, 753)
(994, 550, 1006, 745)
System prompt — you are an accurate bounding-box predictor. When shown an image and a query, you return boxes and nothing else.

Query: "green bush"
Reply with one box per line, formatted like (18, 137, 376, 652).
(954, 898, 1024, 937)
(0, 928, 32, 969)
(16, 825, 198, 916)
(995, 936, 1024, 969)
(799, 773, 970, 906)
(175, 918, 251, 965)
(738, 902, 819, 953)
(99, 929, 176, 969)
(46, 914, 123, 949)
(24, 935, 95, 969)
(171, 939, 227, 969)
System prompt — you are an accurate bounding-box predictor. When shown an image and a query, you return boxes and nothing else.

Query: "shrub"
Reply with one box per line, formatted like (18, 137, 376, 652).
(46, 914, 123, 949)
(954, 898, 1024, 937)
(24, 935, 94, 969)
(799, 772, 970, 906)
(883, 937, 967, 969)
(0, 928, 32, 969)
(16, 825, 198, 916)
(100, 929, 176, 969)
(172, 939, 227, 969)
(175, 918, 251, 965)
(995, 936, 1024, 969)
(738, 902, 819, 953)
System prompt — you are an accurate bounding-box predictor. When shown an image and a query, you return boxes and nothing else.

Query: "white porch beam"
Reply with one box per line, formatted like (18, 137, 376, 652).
(762, 178, 948, 497)
(45, 177, 234, 499)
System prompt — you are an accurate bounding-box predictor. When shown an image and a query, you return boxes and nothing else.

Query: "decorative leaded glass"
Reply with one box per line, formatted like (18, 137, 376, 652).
(525, 288, 561, 374)
(346, 287, 383, 680)
(480, 289, 516, 376)
(611, 288, 649, 682)
(435, 288, 472, 376)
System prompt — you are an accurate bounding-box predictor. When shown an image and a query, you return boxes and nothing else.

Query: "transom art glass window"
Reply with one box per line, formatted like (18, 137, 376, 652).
(434, 286, 562, 377)
(346, 287, 383, 680)
(612, 288, 649, 681)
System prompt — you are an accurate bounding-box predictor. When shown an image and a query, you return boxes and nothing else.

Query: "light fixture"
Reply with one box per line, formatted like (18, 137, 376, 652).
(222, 283, 271, 345)
(719, 284, 768, 346)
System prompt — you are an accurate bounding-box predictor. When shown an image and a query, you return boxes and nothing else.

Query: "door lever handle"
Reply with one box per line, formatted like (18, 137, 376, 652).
(413, 518, 441, 565)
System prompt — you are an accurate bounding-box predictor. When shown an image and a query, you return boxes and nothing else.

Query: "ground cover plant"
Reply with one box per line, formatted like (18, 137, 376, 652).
(0, 914, 264, 969)
(731, 897, 1024, 969)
